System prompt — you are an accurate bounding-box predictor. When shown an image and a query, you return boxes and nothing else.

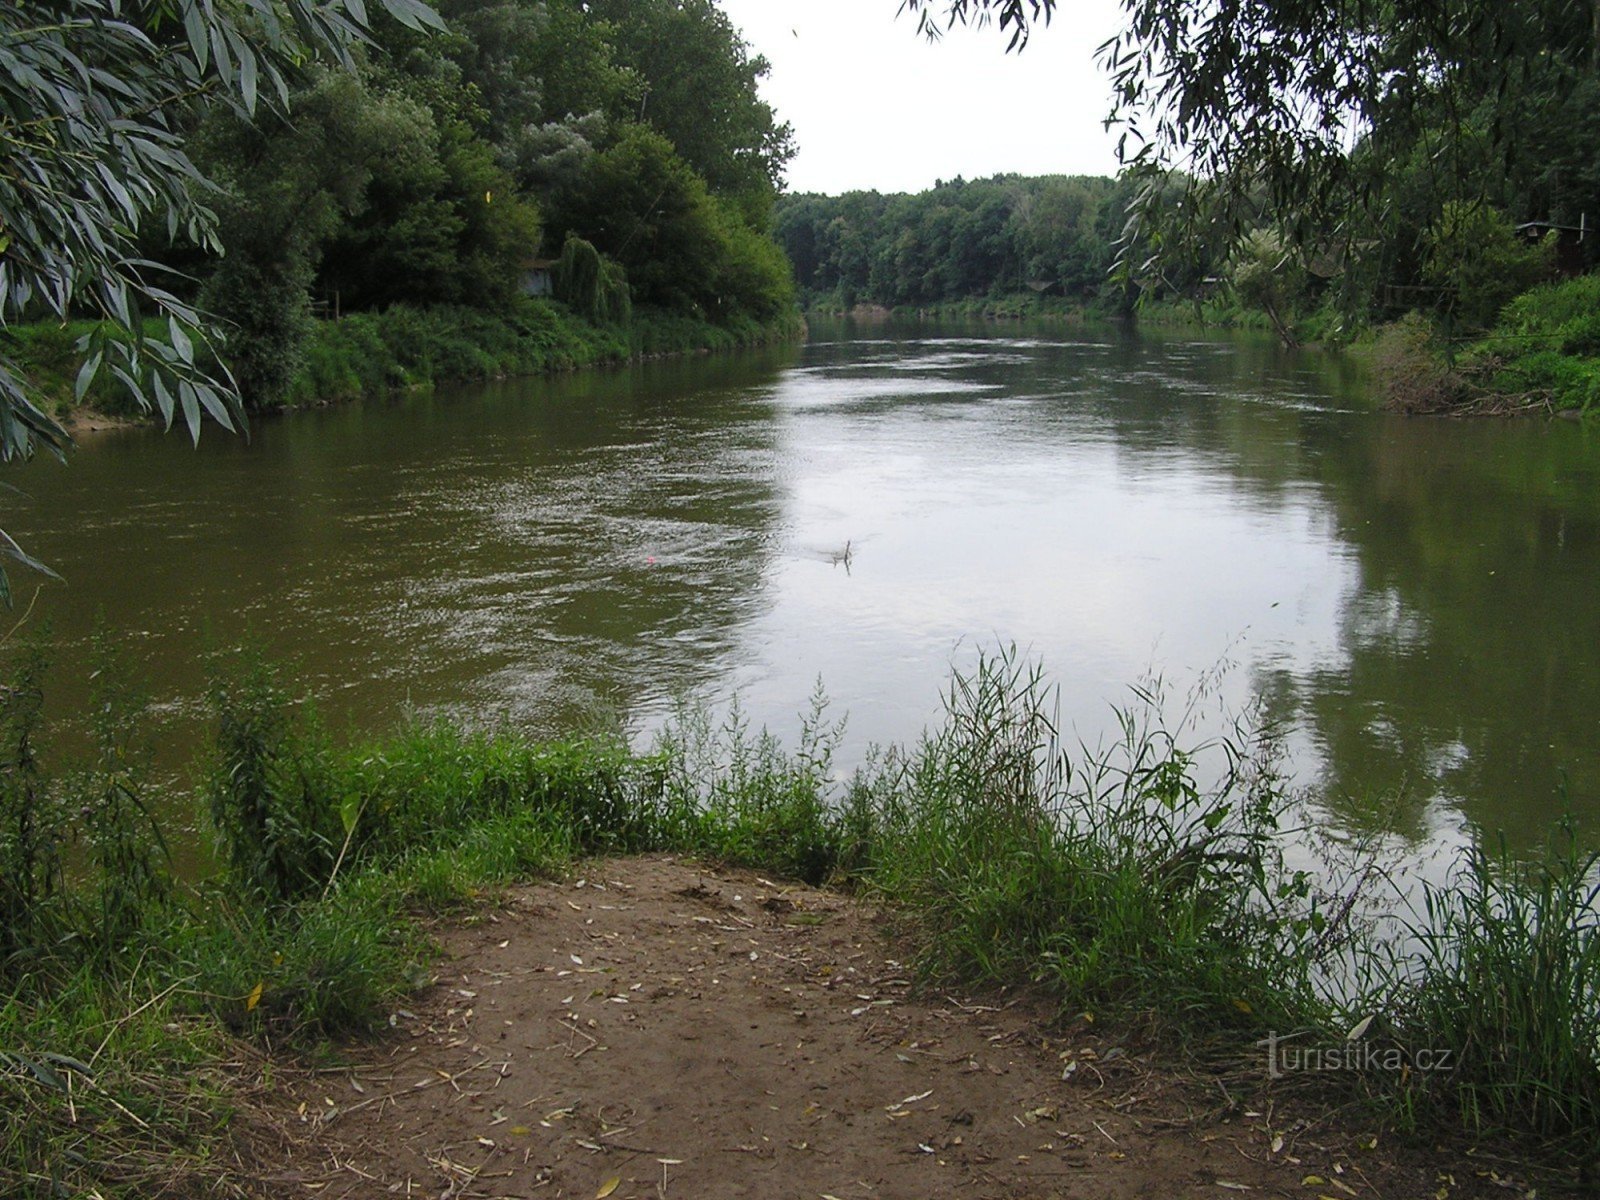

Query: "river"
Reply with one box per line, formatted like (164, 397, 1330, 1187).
(9, 320, 1599, 858)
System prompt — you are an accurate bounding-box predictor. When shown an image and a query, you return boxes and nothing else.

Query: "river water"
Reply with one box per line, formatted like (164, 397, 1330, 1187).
(9, 321, 1600, 856)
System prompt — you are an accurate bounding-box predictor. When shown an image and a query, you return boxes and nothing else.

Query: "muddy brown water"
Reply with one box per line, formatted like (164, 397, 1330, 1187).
(9, 320, 1600, 868)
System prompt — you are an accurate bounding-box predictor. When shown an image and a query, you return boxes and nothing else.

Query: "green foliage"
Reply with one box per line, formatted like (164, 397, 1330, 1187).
(1493, 273, 1600, 358)
(1230, 229, 1307, 347)
(774, 176, 1131, 311)
(70, 629, 170, 964)
(0, 636, 58, 968)
(1471, 273, 1600, 412)
(1, 960, 232, 1200)
(9, 635, 1600, 1189)
(902, 1, 1054, 51)
(1423, 204, 1555, 332)
(267, 298, 792, 411)
(195, 69, 436, 407)
(656, 683, 845, 885)
(584, 0, 794, 223)
(1381, 826, 1600, 1142)
(1370, 313, 1470, 414)
(0, 0, 445, 594)
(2, 322, 155, 419)
(854, 654, 1310, 1031)
(551, 124, 795, 321)
(314, 47, 543, 313)
(553, 236, 633, 325)
(204, 650, 338, 904)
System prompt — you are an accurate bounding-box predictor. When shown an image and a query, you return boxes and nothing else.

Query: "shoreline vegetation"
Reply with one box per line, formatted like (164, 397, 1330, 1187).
(806, 283, 1600, 421)
(11, 299, 804, 432)
(774, 179, 1600, 421)
(3, 641, 1596, 1196)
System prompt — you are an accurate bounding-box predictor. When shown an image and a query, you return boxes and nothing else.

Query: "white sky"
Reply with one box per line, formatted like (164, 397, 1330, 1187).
(715, 0, 1127, 196)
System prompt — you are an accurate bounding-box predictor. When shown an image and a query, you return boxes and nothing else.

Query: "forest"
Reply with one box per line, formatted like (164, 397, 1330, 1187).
(11, 0, 1600, 434)
(4, 0, 800, 433)
(786, 0, 1600, 412)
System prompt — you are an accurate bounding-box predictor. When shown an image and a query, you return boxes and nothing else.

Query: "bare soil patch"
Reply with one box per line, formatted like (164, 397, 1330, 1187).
(244, 856, 1521, 1199)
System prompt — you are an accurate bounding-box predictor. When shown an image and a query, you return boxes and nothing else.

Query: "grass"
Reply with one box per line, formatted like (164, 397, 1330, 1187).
(281, 299, 802, 410)
(3, 641, 1598, 1195)
(12, 298, 804, 426)
(3, 320, 164, 420)
(1469, 273, 1600, 414)
(1381, 825, 1600, 1139)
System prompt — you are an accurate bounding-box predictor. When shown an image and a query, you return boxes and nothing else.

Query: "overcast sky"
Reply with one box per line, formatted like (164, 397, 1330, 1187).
(714, 0, 1127, 196)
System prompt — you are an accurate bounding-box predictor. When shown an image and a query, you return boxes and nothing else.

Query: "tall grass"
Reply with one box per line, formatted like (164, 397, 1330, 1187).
(843, 656, 1320, 1035)
(2, 640, 1598, 1196)
(1379, 826, 1600, 1140)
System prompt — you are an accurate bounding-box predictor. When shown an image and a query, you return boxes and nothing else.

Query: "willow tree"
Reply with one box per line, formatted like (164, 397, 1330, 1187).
(902, 0, 1600, 287)
(0, 0, 441, 598)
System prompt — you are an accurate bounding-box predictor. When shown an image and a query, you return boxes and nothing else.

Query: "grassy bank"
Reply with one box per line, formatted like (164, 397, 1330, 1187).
(1367, 274, 1600, 416)
(4, 643, 1598, 1195)
(281, 300, 803, 410)
(801, 290, 1108, 322)
(10, 299, 805, 425)
(1471, 274, 1600, 414)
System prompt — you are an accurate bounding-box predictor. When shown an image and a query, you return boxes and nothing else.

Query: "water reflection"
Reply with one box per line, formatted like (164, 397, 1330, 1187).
(6, 322, 1598, 856)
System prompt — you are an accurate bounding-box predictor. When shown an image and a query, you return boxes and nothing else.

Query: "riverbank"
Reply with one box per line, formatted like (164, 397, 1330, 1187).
(2, 645, 1594, 1197)
(243, 854, 1517, 1200)
(802, 293, 1106, 323)
(11, 299, 805, 428)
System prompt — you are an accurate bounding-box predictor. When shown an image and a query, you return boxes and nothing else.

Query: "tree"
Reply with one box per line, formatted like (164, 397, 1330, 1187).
(1421, 204, 1555, 332)
(0, 0, 441, 596)
(902, 1, 1600, 297)
(551, 123, 792, 320)
(586, 0, 795, 224)
(1230, 230, 1306, 347)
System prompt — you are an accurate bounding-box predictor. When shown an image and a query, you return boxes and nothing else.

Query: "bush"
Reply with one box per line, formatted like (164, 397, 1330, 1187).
(1470, 273, 1600, 412)
(0, 637, 59, 968)
(203, 650, 339, 904)
(1423, 203, 1556, 332)
(1370, 313, 1471, 413)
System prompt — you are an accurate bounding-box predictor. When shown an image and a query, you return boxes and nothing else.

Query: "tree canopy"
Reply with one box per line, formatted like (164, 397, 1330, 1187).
(2, 0, 800, 595)
(0, 0, 443, 595)
(776, 175, 1131, 310)
(906, 0, 1600, 300)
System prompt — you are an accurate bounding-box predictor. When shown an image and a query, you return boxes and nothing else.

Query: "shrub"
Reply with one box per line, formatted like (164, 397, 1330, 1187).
(203, 650, 339, 904)
(1470, 273, 1600, 412)
(1423, 203, 1555, 332)
(1370, 313, 1470, 413)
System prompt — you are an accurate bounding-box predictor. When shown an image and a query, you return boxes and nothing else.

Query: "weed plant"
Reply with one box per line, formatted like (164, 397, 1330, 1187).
(850, 655, 1320, 1036)
(3, 640, 1600, 1195)
(1374, 825, 1600, 1144)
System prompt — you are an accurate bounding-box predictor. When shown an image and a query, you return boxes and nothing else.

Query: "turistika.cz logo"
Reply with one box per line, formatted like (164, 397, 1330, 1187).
(1256, 1029, 1456, 1080)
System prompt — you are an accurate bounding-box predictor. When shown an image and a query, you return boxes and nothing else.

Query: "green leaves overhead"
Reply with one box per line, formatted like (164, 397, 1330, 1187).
(0, 0, 445, 597)
(901, 0, 1599, 299)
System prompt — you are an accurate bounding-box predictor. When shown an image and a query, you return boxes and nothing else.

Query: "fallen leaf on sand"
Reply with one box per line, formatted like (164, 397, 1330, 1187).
(595, 1176, 620, 1198)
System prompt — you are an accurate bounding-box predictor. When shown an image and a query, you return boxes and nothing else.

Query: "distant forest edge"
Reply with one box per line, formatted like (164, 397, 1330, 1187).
(775, 176, 1135, 317)
(774, 173, 1600, 416)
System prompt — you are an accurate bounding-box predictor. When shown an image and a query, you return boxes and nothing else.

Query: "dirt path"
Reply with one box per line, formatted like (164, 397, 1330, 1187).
(247, 856, 1505, 1199)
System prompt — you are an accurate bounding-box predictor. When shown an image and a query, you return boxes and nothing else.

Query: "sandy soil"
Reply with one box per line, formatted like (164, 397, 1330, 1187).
(244, 856, 1523, 1200)
(62, 408, 141, 437)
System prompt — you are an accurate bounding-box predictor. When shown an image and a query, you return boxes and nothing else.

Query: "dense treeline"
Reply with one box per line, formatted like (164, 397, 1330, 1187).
(781, 1, 1600, 386)
(775, 175, 1138, 312)
(180, 0, 799, 409)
